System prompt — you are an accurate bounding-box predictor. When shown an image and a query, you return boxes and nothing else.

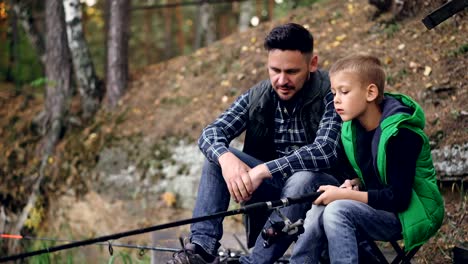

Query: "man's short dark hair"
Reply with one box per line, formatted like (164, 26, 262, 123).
(264, 23, 314, 54)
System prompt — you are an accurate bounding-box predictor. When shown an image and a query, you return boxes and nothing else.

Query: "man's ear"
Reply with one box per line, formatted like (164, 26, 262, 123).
(309, 55, 318, 72)
(366, 84, 379, 102)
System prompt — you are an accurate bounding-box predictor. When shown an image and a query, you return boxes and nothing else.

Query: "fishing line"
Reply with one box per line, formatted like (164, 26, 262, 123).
(0, 191, 323, 262)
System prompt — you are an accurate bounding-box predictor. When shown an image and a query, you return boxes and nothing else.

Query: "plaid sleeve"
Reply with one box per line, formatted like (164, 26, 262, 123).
(198, 91, 250, 165)
(265, 90, 342, 178)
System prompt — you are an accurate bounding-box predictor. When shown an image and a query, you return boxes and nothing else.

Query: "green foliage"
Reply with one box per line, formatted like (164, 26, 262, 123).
(274, 0, 322, 18)
(383, 22, 400, 38)
(448, 43, 468, 57)
(0, 24, 43, 84)
(386, 68, 407, 86)
(29, 77, 48, 88)
(108, 250, 151, 264)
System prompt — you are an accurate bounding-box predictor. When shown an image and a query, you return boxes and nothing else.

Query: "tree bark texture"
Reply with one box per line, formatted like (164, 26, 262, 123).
(369, 0, 440, 20)
(174, 1, 185, 55)
(106, 0, 130, 107)
(163, 0, 174, 60)
(267, 0, 275, 21)
(11, 0, 46, 65)
(194, 0, 215, 49)
(239, 0, 254, 32)
(144, 6, 154, 64)
(43, 0, 73, 156)
(368, 0, 393, 13)
(63, 0, 103, 120)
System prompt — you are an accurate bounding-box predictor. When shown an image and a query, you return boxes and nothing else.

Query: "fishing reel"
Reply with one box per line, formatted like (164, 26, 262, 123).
(261, 209, 305, 248)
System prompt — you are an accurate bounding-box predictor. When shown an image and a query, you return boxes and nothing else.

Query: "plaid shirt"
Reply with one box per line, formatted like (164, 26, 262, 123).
(198, 89, 342, 178)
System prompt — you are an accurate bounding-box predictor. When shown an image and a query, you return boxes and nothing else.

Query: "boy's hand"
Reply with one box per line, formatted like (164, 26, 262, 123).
(219, 152, 253, 203)
(314, 185, 347, 205)
(340, 178, 361, 191)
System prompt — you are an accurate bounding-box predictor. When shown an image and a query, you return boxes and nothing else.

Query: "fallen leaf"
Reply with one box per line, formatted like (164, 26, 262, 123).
(161, 192, 177, 207)
(423, 66, 432, 76)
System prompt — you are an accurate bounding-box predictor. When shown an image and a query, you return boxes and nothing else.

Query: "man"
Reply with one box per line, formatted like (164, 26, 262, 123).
(168, 23, 343, 264)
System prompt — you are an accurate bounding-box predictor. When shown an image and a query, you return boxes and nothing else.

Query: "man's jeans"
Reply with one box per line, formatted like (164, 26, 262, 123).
(290, 200, 402, 264)
(190, 148, 339, 264)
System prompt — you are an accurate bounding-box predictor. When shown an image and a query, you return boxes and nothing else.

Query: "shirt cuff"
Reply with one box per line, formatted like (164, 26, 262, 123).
(207, 145, 230, 165)
(265, 158, 293, 179)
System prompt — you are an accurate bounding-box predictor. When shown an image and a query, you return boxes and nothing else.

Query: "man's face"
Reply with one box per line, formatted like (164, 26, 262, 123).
(267, 49, 317, 101)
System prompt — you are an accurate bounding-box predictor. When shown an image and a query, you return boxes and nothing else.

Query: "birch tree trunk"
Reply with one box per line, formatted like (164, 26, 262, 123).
(42, 0, 73, 156)
(63, 0, 103, 120)
(194, 1, 215, 50)
(105, 0, 130, 107)
(239, 0, 254, 32)
(11, 0, 45, 65)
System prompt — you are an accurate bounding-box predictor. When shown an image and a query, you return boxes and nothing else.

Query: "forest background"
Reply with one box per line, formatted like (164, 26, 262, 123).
(0, 0, 466, 263)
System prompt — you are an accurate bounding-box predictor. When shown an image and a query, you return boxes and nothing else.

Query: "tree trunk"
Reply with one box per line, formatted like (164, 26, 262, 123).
(42, 0, 73, 156)
(368, 0, 393, 13)
(202, 1, 216, 46)
(193, 0, 215, 50)
(162, 0, 173, 60)
(6, 2, 18, 83)
(369, 0, 428, 20)
(174, 0, 185, 55)
(63, 0, 103, 120)
(144, 2, 154, 64)
(267, 0, 275, 21)
(11, 0, 46, 65)
(105, 0, 130, 107)
(193, 1, 202, 50)
(239, 0, 254, 32)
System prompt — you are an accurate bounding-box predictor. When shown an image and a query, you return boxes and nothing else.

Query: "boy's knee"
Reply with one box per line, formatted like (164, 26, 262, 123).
(323, 200, 352, 223)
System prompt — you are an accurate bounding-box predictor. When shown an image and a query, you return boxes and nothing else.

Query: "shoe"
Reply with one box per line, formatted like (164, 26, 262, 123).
(166, 243, 221, 264)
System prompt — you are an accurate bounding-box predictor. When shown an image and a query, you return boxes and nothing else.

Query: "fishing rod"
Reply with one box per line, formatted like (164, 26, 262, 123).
(0, 191, 323, 262)
(0, 234, 178, 255)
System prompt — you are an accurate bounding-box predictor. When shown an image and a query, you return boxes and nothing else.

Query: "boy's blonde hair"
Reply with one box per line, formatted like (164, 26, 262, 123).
(329, 53, 386, 104)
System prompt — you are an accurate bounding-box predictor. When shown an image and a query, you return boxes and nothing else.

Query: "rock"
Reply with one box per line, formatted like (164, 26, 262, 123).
(432, 143, 467, 180)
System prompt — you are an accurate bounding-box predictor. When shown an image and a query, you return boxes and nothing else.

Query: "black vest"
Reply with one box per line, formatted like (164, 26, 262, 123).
(242, 70, 331, 162)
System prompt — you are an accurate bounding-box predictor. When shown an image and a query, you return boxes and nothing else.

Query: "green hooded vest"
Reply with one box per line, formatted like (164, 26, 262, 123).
(341, 93, 444, 251)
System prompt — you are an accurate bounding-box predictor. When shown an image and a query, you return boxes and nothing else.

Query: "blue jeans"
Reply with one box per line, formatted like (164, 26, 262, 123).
(190, 148, 339, 264)
(290, 200, 403, 264)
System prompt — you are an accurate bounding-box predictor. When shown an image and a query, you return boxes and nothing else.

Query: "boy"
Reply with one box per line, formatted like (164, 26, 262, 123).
(289, 53, 444, 264)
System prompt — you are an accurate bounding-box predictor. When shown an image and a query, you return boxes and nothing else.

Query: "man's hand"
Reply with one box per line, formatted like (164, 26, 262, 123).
(339, 178, 361, 191)
(218, 152, 253, 203)
(248, 164, 272, 192)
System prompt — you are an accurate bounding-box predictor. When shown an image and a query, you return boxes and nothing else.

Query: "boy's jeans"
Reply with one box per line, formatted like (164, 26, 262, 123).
(190, 148, 339, 264)
(290, 200, 402, 264)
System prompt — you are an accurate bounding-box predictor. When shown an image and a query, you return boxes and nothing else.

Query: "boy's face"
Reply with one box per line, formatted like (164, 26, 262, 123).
(267, 49, 318, 101)
(330, 71, 369, 122)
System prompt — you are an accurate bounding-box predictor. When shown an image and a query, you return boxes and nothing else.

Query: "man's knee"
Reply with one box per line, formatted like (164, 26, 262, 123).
(283, 171, 339, 194)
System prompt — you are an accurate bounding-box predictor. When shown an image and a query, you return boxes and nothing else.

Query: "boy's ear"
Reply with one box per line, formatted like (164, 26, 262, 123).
(366, 84, 379, 102)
